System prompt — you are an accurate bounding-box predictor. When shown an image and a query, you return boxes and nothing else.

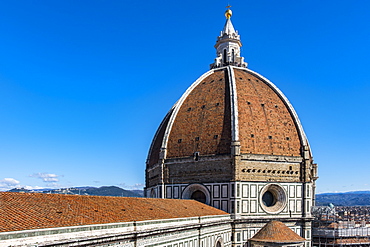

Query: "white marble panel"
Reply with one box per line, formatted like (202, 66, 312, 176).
(242, 200, 248, 213)
(250, 185, 257, 198)
(242, 184, 248, 198)
(174, 186, 179, 199)
(296, 185, 302, 198)
(166, 186, 172, 198)
(289, 200, 295, 212)
(296, 200, 302, 212)
(289, 185, 295, 198)
(221, 184, 228, 198)
(213, 185, 220, 198)
(250, 200, 256, 213)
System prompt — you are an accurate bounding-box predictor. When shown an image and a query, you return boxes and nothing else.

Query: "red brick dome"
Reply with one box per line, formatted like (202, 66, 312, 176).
(146, 66, 310, 170)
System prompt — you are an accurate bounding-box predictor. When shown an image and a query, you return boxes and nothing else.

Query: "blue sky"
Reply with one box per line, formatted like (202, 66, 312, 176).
(0, 1, 369, 193)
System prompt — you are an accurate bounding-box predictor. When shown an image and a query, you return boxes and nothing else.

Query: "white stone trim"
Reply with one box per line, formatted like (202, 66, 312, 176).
(227, 66, 239, 142)
(146, 109, 174, 164)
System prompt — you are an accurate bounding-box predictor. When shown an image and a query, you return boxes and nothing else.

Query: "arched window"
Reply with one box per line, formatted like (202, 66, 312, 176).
(232, 49, 235, 63)
(223, 49, 227, 65)
(191, 190, 206, 203)
(182, 184, 211, 205)
(215, 238, 223, 247)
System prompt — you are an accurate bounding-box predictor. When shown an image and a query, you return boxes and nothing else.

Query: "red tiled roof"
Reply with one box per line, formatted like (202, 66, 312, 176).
(331, 238, 370, 244)
(166, 69, 231, 158)
(250, 221, 305, 243)
(234, 68, 301, 156)
(327, 222, 339, 229)
(148, 67, 303, 167)
(0, 192, 228, 232)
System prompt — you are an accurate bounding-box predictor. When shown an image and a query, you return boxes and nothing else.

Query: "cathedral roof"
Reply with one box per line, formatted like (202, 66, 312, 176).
(147, 10, 311, 169)
(0, 192, 228, 232)
(249, 220, 306, 243)
(147, 66, 309, 166)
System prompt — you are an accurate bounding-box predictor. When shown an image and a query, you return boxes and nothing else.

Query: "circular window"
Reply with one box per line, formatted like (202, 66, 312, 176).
(262, 191, 275, 207)
(259, 184, 287, 214)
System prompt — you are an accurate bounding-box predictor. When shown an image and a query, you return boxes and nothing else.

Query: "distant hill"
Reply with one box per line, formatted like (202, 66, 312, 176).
(7, 186, 143, 198)
(316, 191, 370, 206)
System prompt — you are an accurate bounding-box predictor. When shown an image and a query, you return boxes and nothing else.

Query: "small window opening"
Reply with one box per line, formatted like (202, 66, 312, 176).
(247, 101, 251, 105)
(210, 80, 214, 83)
(275, 105, 279, 108)
(268, 136, 272, 139)
(286, 137, 290, 140)
(178, 139, 182, 143)
(251, 134, 254, 138)
(216, 102, 220, 106)
(261, 103, 265, 107)
(289, 166, 292, 170)
(223, 49, 227, 65)
(201, 105, 206, 109)
(195, 137, 200, 141)
(194, 152, 200, 161)
(239, 77, 243, 80)
(214, 135, 218, 139)
(187, 107, 192, 111)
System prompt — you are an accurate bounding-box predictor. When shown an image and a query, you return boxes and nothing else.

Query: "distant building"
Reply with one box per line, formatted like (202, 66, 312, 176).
(312, 206, 370, 247)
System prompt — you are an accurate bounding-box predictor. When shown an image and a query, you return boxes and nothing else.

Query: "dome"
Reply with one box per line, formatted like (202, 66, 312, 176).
(147, 65, 311, 185)
(145, 9, 317, 191)
(148, 67, 306, 162)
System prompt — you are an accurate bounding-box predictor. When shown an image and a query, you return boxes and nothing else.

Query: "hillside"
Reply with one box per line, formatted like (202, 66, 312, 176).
(316, 191, 370, 206)
(8, 186, 143, 197)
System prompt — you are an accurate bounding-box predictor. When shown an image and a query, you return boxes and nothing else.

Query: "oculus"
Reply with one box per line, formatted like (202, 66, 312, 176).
(260, 184, 287, 214)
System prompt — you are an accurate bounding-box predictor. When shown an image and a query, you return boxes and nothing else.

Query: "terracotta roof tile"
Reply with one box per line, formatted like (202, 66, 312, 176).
(0, 192, 228, 232)
(250, 221, 305, 243)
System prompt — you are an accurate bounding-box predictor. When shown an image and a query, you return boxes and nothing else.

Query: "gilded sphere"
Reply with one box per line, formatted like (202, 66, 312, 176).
(225, 9, 232, 19)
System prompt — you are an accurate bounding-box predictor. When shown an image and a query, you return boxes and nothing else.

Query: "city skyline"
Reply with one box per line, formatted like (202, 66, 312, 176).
(0, 1, 369, 193)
